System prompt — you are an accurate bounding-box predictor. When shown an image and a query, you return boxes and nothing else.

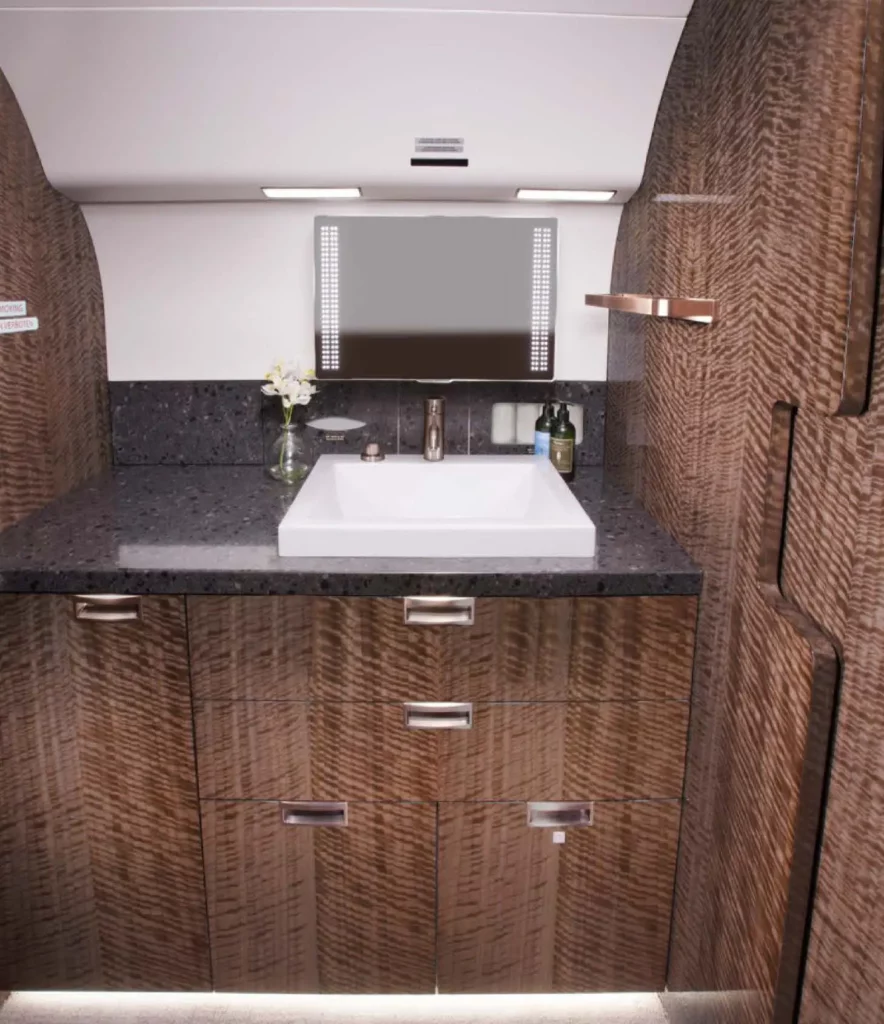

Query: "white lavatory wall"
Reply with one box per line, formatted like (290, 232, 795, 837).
(84, 202, 622, 382)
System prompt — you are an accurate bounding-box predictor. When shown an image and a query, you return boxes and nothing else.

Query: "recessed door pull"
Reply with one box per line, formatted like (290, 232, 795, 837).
(403, 596, 475, 626)
(527, 802, 594, 828)
(280, 802, 348, 827)
(403, 702, 473, 730)
(72, 594, 142, 622)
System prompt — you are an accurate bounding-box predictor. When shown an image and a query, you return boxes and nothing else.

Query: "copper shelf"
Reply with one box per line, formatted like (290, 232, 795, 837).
(584, 293, 718, 324)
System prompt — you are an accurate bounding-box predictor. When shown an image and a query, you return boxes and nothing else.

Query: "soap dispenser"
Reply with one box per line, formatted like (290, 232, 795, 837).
(533, 401, 555, 457)
(550, 402, 576, 482)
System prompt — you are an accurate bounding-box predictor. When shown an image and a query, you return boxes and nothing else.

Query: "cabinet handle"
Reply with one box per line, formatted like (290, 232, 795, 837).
(403, 702, 473, 730)
(403, 596, 475, 626)
(280, 802, 348, 827)
(527, 802, 594, 828)
(72, 594, 142, 623)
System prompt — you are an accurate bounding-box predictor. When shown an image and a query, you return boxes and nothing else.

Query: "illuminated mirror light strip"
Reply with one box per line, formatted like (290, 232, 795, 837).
(517, 189, 615, 203)
(530, 226, 553, 374)
(319, 224, 340, 372)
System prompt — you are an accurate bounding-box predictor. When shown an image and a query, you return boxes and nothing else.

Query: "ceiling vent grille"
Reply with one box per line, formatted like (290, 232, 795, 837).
(414, 137, 465, 154)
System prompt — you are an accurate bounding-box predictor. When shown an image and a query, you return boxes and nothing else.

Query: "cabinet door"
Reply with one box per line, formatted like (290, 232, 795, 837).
(0, 595, 210, 990)
(202, 800, 437, 993)
(437, 801, 681, 993)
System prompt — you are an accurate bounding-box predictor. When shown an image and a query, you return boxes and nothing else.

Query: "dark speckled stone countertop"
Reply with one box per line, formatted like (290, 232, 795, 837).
(0, 466, 701, 597)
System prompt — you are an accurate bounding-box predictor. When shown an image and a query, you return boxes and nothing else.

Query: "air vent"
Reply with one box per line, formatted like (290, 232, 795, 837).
(414, 136, 464, 154)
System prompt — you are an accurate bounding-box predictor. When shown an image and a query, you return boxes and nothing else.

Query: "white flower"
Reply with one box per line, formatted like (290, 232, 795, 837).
(262, 363, 317, 417)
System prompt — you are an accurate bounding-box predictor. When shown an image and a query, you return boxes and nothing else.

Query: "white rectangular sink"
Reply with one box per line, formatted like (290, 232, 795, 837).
(278, 455, 596, 559)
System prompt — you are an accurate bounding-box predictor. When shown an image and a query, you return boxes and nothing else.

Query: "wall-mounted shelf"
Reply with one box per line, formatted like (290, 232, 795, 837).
(585, 293, 718, 324)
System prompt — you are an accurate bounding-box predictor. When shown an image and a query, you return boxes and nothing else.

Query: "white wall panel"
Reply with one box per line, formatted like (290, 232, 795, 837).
(84, 201, 620, 381)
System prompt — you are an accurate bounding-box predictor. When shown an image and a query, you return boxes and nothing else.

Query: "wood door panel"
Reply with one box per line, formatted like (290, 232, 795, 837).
(201, 799, 319, 992)
(569, 597, 697, 700)
(202, 800, 436, 993)
(0, 597, 100, 988)
(553, 800, 681, 991)
(311, 597, 573, 702)
(0, 595, 210, 991)
(64, 596, 210, 990)
(188, 596, 313, 700)
(437, 800, 681, 993)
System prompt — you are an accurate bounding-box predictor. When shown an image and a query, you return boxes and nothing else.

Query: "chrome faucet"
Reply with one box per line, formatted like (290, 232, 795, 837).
(423, 397, 445, 461)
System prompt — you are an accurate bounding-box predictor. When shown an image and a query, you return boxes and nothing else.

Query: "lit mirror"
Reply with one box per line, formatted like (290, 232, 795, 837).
(314, 216, 557, 380)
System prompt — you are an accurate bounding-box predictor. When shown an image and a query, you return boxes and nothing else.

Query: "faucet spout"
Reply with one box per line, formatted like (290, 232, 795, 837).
(423, 397, 445, 461)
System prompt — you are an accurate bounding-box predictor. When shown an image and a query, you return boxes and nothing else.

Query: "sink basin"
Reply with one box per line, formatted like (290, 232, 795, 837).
(278, 454, 596, 558)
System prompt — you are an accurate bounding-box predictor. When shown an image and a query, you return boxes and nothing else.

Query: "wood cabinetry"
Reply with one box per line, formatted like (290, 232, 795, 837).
(0, 591, 695, 994)
(191, 593, 696, 994)
(202, 800, 436, 993)
(437, 801, 681, 992)
(0, 595, 210, 991)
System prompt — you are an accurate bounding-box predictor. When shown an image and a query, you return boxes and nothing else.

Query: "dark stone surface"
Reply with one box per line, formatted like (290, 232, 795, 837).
(111, 380, 606, 467)
(0, 465, 701, 597)
(468, 381, 606, 464)
(110, 381, 264, 466)
(262, 381, 400, 464)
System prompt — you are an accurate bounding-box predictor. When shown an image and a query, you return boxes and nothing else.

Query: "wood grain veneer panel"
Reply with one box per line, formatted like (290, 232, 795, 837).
(0, 71, 109, 531)
(442, 701, 688, 802)
(203, 800, 436, 993)
(553, 800, 681, 991)
(568, 597, 697, 700)
(310, 702, 436, 801)
(437, 800, 680, 993)
(604, 0, 877, 1020)
(196, 699, 688, 802)
(562, 701, 688, 801)
(188, 596, 313, 700)
(202, 799, 319, 992)
(312, 802, 436, 993)
(0, 595, 210, 990)
(311, 597, 572, 702)
(0, 596, 100, 988)
(64, 596, 211, 989)
(194, 700, 311, 800)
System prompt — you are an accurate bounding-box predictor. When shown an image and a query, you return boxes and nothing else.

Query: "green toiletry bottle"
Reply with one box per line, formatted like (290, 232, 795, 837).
(550, 402, 576, 482)
(534, 401, 555, 458)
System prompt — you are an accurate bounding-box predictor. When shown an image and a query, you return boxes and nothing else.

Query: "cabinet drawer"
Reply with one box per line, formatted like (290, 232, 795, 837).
(569, 596, 697, 700)
(195, 699, 688, 801)
(437, 800, 681, 992)
(201, 800, 436, 993)
(313, 597, 573, 701)
(189, 596, 313, 700)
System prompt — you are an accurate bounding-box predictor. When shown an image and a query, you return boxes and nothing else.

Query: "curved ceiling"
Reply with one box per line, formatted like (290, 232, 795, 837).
(0, 1, 693, 202)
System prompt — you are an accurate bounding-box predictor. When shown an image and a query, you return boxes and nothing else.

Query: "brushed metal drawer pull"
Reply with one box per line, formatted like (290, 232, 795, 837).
(72, 594, 142, 623)
(403, 596, 475, 626)
(404, 702, 473, 730)
(280, 802, 348, 827)
(527, 802, 594, 828)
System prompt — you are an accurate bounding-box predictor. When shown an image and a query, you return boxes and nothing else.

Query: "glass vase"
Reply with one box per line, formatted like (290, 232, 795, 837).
(268, 423, 309, 485)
